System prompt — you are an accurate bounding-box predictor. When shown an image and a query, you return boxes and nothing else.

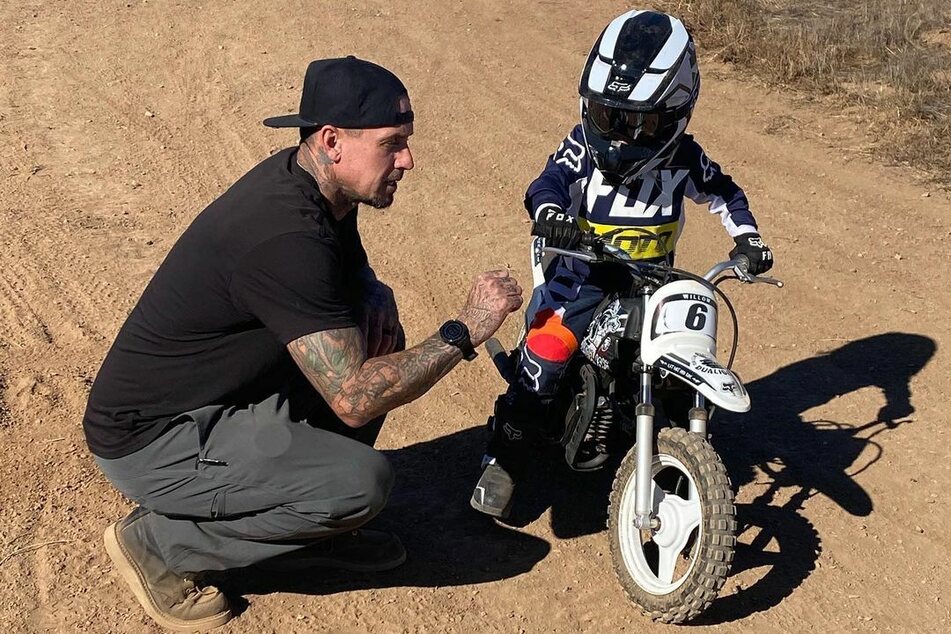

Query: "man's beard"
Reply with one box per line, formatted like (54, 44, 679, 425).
(340, 187, 394, 210)
(365, 193, 394, 209)
(344, 172, 400, 209)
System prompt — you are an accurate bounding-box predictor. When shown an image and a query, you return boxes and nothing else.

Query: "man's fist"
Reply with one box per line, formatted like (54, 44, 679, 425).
(457, 270, 524, 347)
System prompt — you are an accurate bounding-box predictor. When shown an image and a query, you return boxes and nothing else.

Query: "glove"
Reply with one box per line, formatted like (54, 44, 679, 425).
(729, 233, 774, 275)
(531, 205, 582, 249)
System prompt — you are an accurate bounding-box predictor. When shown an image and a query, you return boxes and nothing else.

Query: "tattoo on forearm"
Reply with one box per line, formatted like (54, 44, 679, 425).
(289, 328, 365, 397)
(288, 329, 460, 424)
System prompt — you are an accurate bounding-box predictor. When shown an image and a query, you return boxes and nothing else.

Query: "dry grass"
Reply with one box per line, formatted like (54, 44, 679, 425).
(655, 0, 951, 184)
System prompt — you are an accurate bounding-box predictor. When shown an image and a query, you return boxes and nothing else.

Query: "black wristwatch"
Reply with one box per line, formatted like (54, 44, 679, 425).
(439, 320, 477, 361)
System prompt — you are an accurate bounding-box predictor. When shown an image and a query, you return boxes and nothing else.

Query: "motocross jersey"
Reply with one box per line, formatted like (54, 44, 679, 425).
(526, 125, 759, 260)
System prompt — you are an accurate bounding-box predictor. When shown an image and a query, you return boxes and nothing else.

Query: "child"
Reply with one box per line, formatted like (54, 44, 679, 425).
(471, 9, 774, 518)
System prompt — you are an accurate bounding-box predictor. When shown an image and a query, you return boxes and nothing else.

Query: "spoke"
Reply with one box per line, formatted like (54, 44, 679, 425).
(656, 539, 680, 584)
(651, 480, 666, 509)
(652, 492, 703, 584)
(666, 493, 702, 533)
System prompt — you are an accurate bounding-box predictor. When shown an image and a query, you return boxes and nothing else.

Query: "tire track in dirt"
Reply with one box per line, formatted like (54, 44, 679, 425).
(0, 7, 270, 628)
(0, 359, 107, 632)
(0, 371, 57, 627)
(0, 8, 108, 623)
(0, 34, 126, 350)
(0, 3, 255, 345)
(0, 375, 10, 430)
(0, 261, 53, 349)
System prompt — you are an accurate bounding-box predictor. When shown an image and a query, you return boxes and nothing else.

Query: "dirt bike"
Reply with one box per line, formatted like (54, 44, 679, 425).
(485, 229, 782, 623)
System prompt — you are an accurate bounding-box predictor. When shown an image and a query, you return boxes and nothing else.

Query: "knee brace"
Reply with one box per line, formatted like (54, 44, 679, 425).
(525, 308, 579, 363)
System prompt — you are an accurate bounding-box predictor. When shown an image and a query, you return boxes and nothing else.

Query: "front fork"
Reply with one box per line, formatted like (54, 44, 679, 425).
(633, 368, 708, 530)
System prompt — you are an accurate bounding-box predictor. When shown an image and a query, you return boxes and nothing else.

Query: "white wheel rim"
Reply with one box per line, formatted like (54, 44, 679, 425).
(616, 454, 703, 595)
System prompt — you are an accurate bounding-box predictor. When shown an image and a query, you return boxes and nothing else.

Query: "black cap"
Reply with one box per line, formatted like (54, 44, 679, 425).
(263, 56, 414, 129)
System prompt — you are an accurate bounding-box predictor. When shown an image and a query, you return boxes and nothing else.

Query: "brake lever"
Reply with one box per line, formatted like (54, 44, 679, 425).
(543, 246, 598, 262)
(731, 266, 751, 282)
(545, 231, 605, 262)
(751, 275, 784, 288)
(600, 241, 632, 261)
(731, 263, 784, 287)
(731, 256, 754, 283)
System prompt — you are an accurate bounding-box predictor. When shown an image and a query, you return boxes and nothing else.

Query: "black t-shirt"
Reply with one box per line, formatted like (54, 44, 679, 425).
(83, 148, 368, 458)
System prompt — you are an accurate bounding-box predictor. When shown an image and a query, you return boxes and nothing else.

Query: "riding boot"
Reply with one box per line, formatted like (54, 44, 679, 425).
(470, 392, 540, 518)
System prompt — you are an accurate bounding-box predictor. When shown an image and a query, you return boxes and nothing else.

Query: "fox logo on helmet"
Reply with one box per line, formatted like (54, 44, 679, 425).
(607, 80, 633, 94)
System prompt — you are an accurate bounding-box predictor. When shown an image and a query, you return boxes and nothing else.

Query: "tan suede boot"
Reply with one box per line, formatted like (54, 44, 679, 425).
(104, 508, 232, 632)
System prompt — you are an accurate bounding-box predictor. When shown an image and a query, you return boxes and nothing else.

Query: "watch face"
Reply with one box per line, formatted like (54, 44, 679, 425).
(441, 320, 467, 343)
(441, 320, 476, 360)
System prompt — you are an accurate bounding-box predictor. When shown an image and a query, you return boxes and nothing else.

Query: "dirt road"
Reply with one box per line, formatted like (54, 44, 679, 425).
(1, 1, 948, 632)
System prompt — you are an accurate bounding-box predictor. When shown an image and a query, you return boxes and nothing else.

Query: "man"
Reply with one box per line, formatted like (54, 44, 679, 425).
(84, 56, 522, 631)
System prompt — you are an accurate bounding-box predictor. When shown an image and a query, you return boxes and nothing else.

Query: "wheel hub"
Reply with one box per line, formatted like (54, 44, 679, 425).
(652, 492, 698, 550)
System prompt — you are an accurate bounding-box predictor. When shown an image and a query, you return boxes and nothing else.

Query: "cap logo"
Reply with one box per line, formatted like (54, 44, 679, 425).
(391, 94, 414, 125)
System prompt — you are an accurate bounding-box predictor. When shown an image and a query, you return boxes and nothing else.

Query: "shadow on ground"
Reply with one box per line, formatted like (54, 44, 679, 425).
(215, 425, 550, 609)
(697, 332, 936, 623)
(220, 332, 935, 622)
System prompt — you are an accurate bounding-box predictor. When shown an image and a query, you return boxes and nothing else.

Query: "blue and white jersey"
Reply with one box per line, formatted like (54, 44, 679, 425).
(526, 125, 758, 260)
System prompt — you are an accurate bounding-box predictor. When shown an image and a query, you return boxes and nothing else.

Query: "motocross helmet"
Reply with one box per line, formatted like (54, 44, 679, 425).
(578, 10, 700, 184)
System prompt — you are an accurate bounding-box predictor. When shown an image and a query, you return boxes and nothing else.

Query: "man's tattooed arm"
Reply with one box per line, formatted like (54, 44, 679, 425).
(287, 269, 524, 427)
(287, 327, 461, 427)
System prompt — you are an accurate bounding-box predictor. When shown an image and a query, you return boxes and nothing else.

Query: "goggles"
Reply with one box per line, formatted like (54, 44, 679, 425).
(583, 99, 688, 146)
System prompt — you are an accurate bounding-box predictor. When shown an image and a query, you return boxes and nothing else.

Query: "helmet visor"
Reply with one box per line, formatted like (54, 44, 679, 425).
(584, 99, 684, 147)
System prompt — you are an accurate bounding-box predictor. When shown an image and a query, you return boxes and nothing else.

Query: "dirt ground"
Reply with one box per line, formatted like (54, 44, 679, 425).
(1, 1, 949, 632)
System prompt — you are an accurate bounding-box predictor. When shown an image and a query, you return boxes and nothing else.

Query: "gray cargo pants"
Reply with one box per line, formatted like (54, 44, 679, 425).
(95, 392, 394, 575)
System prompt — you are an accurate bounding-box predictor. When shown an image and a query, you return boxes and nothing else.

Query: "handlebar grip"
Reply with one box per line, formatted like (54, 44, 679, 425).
(484, 338, 516, 384)
(485, 337, 505, 359)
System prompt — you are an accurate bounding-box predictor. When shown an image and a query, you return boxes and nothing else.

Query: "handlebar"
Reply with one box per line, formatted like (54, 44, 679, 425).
(545, 232, 784, 288)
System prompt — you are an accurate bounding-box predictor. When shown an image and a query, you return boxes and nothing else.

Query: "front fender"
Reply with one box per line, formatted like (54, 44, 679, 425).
(654, 349, 750, 412)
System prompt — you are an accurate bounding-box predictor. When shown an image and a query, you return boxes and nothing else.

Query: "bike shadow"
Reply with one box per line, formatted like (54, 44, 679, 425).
(695, 331, 936, 623)
(214, 425, 551, 609)
(482, 332, 936, 623)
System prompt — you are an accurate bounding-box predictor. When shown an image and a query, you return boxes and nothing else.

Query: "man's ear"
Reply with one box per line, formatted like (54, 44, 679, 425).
(310, 125, 342, 163)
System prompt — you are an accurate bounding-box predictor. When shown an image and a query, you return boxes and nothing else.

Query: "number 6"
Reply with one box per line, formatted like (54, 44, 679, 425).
(686, 303, 708, 331)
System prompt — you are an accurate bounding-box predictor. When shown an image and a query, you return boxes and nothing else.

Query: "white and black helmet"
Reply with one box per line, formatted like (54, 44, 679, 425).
(578, 10, 700, 184)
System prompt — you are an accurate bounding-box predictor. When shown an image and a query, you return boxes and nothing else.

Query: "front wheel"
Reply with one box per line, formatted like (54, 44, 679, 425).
(608, 427, 736, 623)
